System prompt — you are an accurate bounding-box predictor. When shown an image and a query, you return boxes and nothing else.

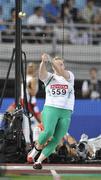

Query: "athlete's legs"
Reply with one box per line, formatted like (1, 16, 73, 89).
(33, 109, 72, 168)
(27, 106, 60, 162)
(37, 106, 61, 146)
(42, 109, 72, 157)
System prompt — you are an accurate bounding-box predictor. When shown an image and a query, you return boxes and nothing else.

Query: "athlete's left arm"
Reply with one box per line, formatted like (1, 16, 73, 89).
(63, 70, 71, 80)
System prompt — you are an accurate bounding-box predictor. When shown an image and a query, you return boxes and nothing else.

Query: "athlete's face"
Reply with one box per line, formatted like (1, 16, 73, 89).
(27, 64, 37, 75)
(53, 59, 65, 72)
(27, 65, 34, 74)
(52, 59, 65, 74)
(57, 60, 65, 69)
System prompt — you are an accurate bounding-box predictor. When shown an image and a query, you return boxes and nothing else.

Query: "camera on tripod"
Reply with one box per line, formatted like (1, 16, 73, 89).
(77, 142, 88, 160)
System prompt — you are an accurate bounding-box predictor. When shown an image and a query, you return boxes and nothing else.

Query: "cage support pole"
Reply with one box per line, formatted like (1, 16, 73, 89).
(15, 0, 22, 106)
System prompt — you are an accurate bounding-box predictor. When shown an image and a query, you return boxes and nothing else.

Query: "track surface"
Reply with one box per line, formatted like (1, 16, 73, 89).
(0, 164, 101, 175)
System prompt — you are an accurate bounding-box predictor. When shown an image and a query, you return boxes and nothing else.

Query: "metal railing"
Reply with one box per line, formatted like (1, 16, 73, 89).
(0, 23, 101, 80)
(0, 22, 101, 45)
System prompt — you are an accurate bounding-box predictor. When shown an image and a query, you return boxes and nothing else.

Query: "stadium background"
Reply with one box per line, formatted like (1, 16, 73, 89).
(0, 0, 101, 141)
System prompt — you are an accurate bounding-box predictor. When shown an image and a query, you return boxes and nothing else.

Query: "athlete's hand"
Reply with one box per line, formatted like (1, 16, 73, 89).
(41, 53, 52, 63)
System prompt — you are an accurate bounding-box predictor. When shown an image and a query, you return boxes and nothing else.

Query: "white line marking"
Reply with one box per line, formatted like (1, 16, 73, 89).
(0, 165, 101, 171)
(51, 170, 61, 180)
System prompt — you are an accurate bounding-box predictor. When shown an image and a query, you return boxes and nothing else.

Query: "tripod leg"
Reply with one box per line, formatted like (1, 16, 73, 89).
(0, 48, 15, 108)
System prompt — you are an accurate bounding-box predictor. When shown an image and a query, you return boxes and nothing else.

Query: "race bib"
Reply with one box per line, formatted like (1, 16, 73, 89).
(49, 84, 68, 96)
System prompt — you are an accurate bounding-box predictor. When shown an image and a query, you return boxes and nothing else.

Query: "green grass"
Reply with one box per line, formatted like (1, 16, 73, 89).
(62, 175, 101, 180)
(1, 174, 101, 180)
(0, 175, 53, 180)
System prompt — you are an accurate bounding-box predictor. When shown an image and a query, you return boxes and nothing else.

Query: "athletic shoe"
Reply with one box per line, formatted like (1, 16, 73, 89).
(33, 162, 42, 169)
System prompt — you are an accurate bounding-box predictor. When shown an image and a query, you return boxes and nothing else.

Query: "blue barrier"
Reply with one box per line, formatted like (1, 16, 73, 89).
(0, 98, 101, 140)
(69, 100, 101, 140)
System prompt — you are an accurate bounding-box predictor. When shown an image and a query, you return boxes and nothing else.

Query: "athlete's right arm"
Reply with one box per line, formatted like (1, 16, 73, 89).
(39, 53, 48, 81)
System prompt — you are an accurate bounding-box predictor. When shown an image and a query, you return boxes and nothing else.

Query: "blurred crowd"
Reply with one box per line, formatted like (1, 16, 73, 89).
(0, 0, 101, 25)
(0, 0, 101, 45)
(82, 67, 101, 99)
